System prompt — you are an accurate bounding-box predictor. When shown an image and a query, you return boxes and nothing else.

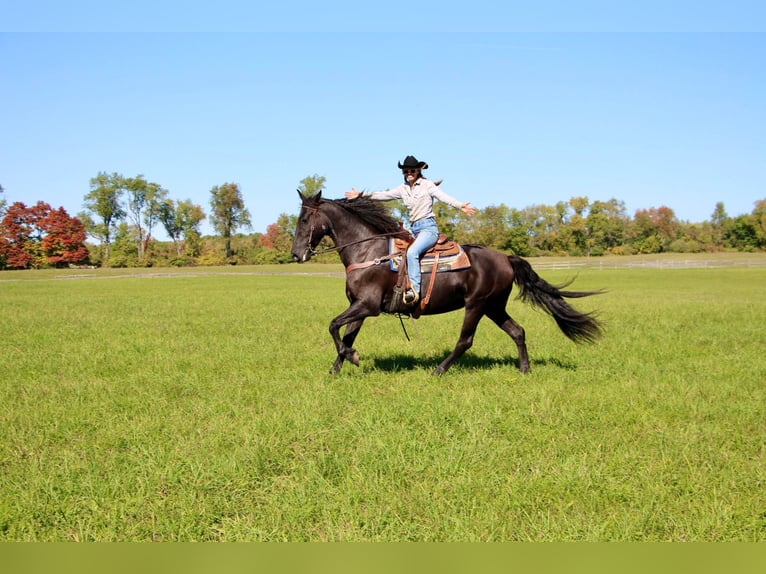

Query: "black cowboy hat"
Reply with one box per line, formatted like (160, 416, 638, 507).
(398, 155, 428, 170)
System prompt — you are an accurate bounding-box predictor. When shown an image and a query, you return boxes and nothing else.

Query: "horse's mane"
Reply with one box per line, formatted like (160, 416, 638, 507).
(323, 197, 403, 234)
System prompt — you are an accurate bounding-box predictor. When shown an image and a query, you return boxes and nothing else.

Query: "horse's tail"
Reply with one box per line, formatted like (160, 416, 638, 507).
(508, 255, 604, 344)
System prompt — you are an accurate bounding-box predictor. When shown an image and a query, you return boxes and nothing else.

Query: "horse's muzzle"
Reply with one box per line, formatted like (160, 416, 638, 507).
(292, 249, 312, 263)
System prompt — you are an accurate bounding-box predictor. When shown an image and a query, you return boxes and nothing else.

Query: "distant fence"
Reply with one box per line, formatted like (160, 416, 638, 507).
(531, 256, 766, 271)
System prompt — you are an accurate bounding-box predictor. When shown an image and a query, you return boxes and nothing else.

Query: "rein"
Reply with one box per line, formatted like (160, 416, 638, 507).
(303, 204, 408, 257)
(309, 232, 404, 257)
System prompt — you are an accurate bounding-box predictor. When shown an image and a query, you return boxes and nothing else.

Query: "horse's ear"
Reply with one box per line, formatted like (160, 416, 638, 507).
(297, 190, 321, 202)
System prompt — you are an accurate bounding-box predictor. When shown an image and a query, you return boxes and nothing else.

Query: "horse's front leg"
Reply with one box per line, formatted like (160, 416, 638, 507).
(330, 318, 365, 373)
(328, 301, 378, 374)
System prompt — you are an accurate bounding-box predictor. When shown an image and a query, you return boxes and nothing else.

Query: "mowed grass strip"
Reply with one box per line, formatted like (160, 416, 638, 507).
(0, 265, 764, 541)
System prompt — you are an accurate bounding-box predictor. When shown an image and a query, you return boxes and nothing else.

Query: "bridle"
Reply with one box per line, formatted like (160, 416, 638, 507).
(301, 203, 408, 257)
(301, 200, 418, 338)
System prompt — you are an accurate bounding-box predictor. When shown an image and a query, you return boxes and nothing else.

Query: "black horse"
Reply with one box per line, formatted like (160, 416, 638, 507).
(291, 192, 603, 375)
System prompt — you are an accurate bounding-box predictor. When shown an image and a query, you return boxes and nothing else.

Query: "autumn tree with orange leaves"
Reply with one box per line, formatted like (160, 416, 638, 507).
(0, 201, 89, 269)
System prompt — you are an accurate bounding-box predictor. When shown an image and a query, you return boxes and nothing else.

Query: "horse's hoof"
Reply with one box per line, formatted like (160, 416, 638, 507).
(349, 350, 360, 367)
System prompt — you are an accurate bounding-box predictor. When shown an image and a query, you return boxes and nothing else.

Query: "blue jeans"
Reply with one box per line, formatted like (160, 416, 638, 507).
(407, 217, 439, 293)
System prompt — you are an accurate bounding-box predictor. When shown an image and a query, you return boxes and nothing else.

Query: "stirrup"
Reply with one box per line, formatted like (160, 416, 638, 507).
(402, 288, 419, 305)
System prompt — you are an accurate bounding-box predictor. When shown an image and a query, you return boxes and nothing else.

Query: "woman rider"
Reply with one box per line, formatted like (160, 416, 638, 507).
(345, 155, 478, 305)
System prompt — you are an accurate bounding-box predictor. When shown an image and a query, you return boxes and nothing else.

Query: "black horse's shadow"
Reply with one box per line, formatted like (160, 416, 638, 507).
(369, 349, 578, 373)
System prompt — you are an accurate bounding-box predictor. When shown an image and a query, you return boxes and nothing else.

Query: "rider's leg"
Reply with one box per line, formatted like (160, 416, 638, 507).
(405, 217, 439, 301)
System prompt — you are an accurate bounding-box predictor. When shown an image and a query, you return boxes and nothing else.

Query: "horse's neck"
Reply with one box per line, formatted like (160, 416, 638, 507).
(325, 205, 388, 265)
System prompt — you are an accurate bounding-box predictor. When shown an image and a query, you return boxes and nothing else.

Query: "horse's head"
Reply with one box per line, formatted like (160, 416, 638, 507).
(291, 190, 329, 263)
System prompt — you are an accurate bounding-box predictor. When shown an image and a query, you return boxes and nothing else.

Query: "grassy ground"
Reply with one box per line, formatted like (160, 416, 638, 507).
(1, 257, 764, 540)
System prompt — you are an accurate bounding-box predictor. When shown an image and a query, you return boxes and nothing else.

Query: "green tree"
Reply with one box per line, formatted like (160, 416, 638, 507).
(569, 196, 589, 216)
(587, 199, 628, 255)
(723, 213, 760, 251)
(564, 197, 590, 255)
(710, 202, 729, 247)
(108, 222, 140, 268)
(505, 208, 532, 256)
(124, 175, 168, 262)
(82, 172, 126, 265)
(523, 204, 561, 254)
(456, 204, 511, 249)
(682, 221, 715, 250)
(752, 199, 766, 249)
(209, 183, 251, 259)
(297, 174, 326, 198)
(432, 201, 461, 240)
(159, 198, 206, 257)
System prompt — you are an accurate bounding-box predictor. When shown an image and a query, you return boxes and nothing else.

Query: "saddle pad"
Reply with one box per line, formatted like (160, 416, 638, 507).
(388, 238, 471, 273)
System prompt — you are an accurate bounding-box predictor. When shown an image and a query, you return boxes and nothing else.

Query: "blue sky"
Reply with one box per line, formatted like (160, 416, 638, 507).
(2, 5, 765, 239)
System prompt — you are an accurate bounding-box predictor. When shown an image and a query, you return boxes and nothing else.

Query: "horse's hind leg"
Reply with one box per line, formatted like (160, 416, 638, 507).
(486, 308, 530, 373)
(433, 306, 484, 375)
(330, 319, 365, 374)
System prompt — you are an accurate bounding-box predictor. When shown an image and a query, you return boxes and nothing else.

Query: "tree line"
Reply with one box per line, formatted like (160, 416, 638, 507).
(1, 174, 764, 270)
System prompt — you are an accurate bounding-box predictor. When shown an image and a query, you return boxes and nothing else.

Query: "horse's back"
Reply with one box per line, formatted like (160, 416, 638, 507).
(462, 244, 514, 273)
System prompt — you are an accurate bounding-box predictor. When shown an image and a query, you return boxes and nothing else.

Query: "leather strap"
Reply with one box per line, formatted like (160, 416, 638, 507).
(421, 252, 440, 309)
(346, 253, 401, 274)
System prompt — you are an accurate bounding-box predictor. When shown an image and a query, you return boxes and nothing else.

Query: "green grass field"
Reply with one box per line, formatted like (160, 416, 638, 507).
(1, 256, 764, 541)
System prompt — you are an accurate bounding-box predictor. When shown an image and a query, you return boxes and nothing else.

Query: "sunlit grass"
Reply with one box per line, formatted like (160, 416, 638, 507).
(1, 263, 764, 540)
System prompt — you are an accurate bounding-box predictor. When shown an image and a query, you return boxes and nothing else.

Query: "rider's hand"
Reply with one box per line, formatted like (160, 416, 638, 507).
(461, 202, 478, 216)
(345, 188, 361, 200)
